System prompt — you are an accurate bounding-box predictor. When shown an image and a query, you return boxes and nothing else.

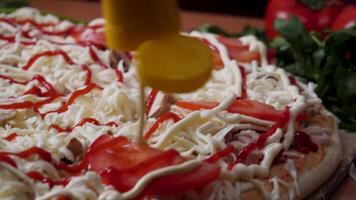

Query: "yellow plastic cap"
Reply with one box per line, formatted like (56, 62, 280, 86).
(102, 0, 180, 51)
(136, 34, 213, 93)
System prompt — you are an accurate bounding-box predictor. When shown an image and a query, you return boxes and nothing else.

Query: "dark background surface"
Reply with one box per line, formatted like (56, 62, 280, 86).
(178, 0, 268, 18)
(11, 0, 267, 18)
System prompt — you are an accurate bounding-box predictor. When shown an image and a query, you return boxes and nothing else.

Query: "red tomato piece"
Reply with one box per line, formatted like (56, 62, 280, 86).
(212, 51, 224, 70)
(176, 99, 309, 122)
(227, 99, 283, 121)
(99, 149, 183, 192)
(87, 135, 220, 197)
(176, 100, 282, 121)
(332, 5, 356, 30)
(217, 36, 259, 63)
(231, 51, 260, 63)
(265, 0, 344, 39)
(200, 38, 224, 70)
(87, 135, 165, 172)
(175, 101, 218, 111)
(142, 162, 220, 197)
(217, 36, 249, 52)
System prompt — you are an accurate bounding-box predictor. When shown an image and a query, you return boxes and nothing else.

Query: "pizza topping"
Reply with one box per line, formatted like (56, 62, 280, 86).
(144, 112, 181, 140)
(22, 50, 74, 70)
(0, 8, 337, 200)
(86, 135, 219, 198)
(205, 145, 234, 163)
(40, 83, 99, 116)
(145, 88, 158, 116)
(3, 132, 18, 141)
(291, 131, 318, 153)
(176, 99, 302, 122)
(26, 171, 69, 188)
(49, 117, 118, 133)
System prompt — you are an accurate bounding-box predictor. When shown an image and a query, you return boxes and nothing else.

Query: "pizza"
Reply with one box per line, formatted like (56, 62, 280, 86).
(0, 8, 342, 200)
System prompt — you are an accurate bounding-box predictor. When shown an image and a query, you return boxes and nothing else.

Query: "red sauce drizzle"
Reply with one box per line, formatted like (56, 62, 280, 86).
(26, 171, 69, 188)
(0, 34, 15, 42)
(89, 46, 107, 69)
(114, 68, 124, 83)
(9, 147, 52, 162)
(0, 74, 28, 85)
(6, 74, 62, 115)
(17, 19, 55, 28)
(0, 33, 36, 46)
(23, 86, 46, 97)
(0, 101, 34, 109)
(81, 65, 92, 86)
(205, 145, 234, 163)
(49, 117, 118, 133)
(291, 131, 318, 153)
(238, 65, 247, 99)
(22, 50, 74, 70)
(0, 149, 74, 188)
(227, 108, 290, 170)
(32, 75, 62, 97)
(145, 89, 158, 116)
(0, 146, 89, 174)
(89, 46, 124, 83)
(41, 83, 98, 116)
(0, 18, 16, 27)
(0, 153, 17, 167)
(0, 72, 97, 118)
(144, 112, 181, 140)
(4, 133, 18, 141)
(1, 66, 84, 115)
(0, 150, 82, 187)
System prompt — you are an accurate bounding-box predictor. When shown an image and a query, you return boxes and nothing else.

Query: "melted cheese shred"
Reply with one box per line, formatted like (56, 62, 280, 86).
(0, 8, 332, 200)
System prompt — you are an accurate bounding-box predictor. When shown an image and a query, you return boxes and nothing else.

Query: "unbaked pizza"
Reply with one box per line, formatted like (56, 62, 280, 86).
(0, 8, 342, 200)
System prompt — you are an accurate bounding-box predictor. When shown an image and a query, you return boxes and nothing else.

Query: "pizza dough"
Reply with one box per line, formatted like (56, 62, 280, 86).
(0, 8, 342, 200)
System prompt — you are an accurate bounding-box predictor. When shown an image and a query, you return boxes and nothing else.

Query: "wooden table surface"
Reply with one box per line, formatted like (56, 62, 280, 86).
(27, 0, 356, 199)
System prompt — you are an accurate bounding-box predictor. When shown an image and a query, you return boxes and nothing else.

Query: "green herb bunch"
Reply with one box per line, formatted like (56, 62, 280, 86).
(272, 17, 356, 130)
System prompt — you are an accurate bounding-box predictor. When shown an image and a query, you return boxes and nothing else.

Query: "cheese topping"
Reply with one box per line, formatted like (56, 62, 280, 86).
(0, 8, 335, 200)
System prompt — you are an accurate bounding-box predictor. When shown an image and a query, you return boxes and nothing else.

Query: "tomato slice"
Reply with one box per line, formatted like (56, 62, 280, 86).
(212, 51, 224, 70)
(142, 162, 220, 197)
(87, 135, 220, 196)
(176, 99, 308, 122)
(176, 99, 281, 121)
(99, 150, 182, 192)
(227, 99, 282, 121)
(231, 50, 260, 63)
(200, 38, 224, 70)
(175, 101, 218, 111)
(217, 36, 249, 52)
(217, 36, 260, 63)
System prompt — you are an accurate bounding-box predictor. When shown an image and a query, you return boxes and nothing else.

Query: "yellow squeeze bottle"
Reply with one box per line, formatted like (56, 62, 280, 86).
(102, 0, 213, 93)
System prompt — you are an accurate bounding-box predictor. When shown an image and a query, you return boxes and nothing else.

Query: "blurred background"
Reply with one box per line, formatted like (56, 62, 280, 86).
(1, 0, 268, 18)
(179, 0, 267, 18)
